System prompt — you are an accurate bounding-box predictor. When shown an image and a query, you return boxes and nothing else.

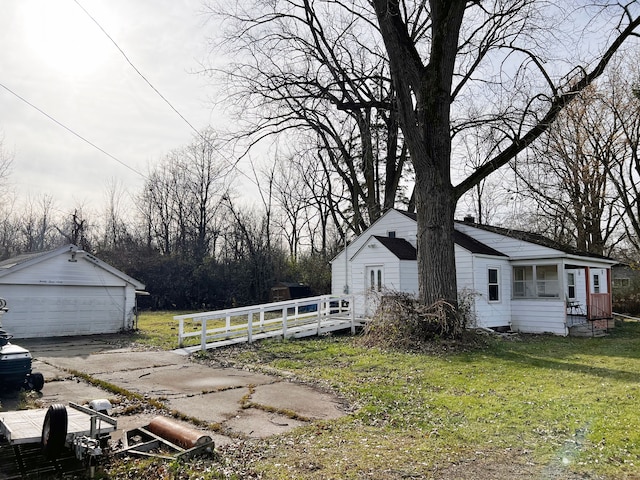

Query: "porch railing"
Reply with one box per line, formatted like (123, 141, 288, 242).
(587, 293, 612, 320)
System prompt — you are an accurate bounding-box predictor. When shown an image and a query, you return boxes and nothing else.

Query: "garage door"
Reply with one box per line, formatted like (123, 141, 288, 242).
(1, 285, 126, 338)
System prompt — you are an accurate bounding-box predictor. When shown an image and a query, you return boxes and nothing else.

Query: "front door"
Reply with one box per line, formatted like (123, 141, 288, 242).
(365, 265, 384, 316)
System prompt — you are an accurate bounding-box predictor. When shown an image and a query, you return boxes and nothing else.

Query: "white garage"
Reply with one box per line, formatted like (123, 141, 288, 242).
(0, 245, 145, 338)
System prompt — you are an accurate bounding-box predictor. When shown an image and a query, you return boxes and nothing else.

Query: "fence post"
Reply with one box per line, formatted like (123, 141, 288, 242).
(350, 295, 355, 334)
(178, 318, 184, 348)
(248, 312, 253, 343)
(283, 308, 288, 338)
(201, 318, 207, 351)
(260, 307, 265, 329)
(226, 314, 231, 333)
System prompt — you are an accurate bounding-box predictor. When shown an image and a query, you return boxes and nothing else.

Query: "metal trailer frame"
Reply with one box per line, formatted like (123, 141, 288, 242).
(0, 402, 117, 478)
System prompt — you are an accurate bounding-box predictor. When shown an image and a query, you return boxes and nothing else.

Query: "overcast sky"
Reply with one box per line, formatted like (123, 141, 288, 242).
(1, 0, 223, 213)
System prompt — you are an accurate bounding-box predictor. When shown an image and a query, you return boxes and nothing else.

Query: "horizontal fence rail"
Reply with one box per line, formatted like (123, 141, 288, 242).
(175, 294, 355, 352)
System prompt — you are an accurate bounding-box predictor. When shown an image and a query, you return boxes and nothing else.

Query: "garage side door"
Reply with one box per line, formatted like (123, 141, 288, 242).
(1, 285, 126, 338)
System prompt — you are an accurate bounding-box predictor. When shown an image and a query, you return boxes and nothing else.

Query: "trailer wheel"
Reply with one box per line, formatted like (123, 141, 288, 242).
(41, 404, 67, 459)
(28, 372, 45, 392)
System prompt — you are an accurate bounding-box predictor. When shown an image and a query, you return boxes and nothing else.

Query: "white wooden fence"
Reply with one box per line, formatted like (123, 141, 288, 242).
(175, 294, 355, 353)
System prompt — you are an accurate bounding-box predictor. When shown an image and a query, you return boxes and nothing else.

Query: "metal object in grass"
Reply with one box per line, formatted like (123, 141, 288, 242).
(116, 415, 214, 461)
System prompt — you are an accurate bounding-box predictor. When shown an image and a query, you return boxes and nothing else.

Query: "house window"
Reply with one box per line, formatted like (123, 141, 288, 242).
(488, 268, 500, 302)
(513, 266, 533, 297)
(567, 273, 576, 300)
(513, 265, 559, 298)
(593, 274, 600, 293)
(387, 231, 396, 238)
(370, 268, 383, 292)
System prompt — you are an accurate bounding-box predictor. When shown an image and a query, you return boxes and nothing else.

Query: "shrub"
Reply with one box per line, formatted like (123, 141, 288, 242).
(359, 290, 475, 350)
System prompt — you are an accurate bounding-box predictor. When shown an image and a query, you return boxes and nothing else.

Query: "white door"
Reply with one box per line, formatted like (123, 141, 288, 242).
(365, 265, 384, 316)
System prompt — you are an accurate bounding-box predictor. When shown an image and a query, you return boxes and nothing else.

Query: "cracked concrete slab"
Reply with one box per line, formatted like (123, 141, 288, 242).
(93, 363, 276, 398)
(3, 335, 349, 443)
(165, 388, 250, 424)
(36, 350, 184, 375)
(251, 382, 346, 420)
(225, 408, 307, 438)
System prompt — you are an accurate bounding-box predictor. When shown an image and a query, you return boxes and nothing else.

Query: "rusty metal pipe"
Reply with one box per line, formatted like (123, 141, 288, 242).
(147, 416, 212, 450)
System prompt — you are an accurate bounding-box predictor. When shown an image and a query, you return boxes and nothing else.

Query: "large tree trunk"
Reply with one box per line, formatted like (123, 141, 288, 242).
(415, 171, 457, 306)
(373, 0, 465, 308)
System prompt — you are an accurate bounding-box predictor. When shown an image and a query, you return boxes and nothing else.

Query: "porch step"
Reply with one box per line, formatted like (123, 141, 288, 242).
(569, 323, 607, 338)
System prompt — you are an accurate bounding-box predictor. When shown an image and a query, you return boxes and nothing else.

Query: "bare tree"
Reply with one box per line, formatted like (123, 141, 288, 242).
(138, 130, 231, 259)
(181, 128, 230, 261)
(206, 0, 410, 233)
(508, 55, 640, 257)
(512, 85, 621, 255)
(206, 1, 639, 327)
(20, 194, 59, 252)
(598, 58, 640, 254)
(0, 134, 13, 203)
(101, 178, 132, 250)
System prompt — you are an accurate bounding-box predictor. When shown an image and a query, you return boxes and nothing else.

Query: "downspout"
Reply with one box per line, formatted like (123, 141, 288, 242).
(607, 267, 612, 321)
(123, 285, 127, 332)
(561, 260, 568, 336)
(343, 235, 349, 294)
(585, 267, 591, 320)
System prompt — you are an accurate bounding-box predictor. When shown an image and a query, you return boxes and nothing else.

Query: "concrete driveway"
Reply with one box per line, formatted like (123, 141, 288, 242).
(1, 335, 348, 447)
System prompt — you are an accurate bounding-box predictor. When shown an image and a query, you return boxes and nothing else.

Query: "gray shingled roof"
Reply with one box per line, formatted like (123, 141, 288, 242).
(373, 236, 416, 260)
(395, 209, 611, 260)
(453, 230, 507, 257)
(373, 231, 506, 259)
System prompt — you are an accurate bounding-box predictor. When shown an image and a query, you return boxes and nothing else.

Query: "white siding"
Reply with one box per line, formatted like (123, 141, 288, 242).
(331, 251, 348, 295)
(511, 299, 567, 335)
(455, 246, 474, 290)
(399, 260, 418, 295)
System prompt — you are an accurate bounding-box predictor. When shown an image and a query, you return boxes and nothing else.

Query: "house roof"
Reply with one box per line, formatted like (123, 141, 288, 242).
(0, 244, 145, 289)
(0, 250, 52, 270)
(372, 236, 416, 260)
(395, 210, 506, 256)
(453, 230, 507, 257)
(397, 209, 612, 261)
(459, 221, 613, 260)
(372, 232, 507, 259)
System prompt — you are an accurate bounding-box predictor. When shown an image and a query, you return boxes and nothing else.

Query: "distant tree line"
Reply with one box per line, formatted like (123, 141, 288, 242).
(0, 131, 341, 310)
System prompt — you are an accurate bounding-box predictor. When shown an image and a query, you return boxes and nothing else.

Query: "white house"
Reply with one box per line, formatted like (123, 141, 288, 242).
(0, 245, 145, 338)
(331, 209, 616, 336)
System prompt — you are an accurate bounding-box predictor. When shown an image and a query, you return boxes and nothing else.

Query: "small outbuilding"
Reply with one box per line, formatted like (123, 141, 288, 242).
(0, 245, 145, 338)
(270, 282, 313, 302)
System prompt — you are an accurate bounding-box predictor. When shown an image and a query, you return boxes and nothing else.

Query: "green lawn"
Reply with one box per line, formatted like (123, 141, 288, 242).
(129, 313, 640, 479)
